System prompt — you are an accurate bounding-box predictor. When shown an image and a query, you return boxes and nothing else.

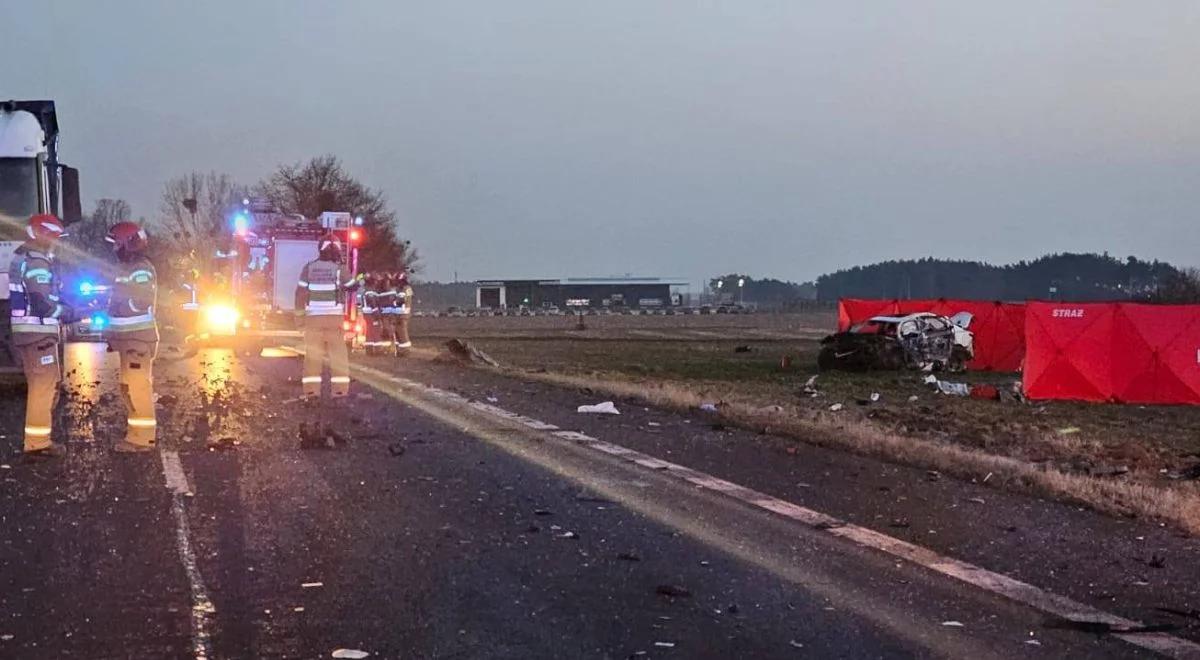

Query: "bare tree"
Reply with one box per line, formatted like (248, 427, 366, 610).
(153, 171, 246, 286)
(1150, 267, 1200, 304)
(60, 198, 132, 271)
(256, 155, 419, 272)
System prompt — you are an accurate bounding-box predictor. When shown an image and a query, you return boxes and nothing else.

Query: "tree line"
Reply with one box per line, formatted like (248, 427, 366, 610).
(814, 253, 1199, 303)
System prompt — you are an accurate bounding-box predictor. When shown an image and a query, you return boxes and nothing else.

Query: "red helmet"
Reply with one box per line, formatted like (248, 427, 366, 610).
(105, 221, 149, 254)
(318, 233, 342, 261)
(27, 214, 68, 241)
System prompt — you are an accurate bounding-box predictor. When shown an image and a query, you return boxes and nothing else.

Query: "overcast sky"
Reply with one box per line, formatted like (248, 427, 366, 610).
(5, 2, 1199, 286)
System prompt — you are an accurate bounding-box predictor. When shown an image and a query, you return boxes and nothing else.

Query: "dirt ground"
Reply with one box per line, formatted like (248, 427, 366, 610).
(412, 312, 1200, 516)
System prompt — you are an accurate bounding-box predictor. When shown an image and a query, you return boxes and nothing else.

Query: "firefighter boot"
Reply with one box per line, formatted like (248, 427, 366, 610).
(16, 338, 62, 453)
(113, 339, 158, 449)
(394, 316, 412, 356)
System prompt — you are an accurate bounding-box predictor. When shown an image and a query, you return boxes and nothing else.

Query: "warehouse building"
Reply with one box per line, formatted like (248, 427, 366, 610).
(475, 277, 688, 310)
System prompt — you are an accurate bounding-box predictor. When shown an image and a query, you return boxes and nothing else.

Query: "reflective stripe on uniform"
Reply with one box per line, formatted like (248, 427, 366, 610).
(108, 313, 155, 326)
(330, 376, 351, 384)
(308, 283, 337, 291)
(297, 280, 309, 288)
(301, 376, 322, 384)
(127, 417, 157, 428)
(396, 341, 413, 348)
(8, 282, 23, 292)
(129, 269, 154, 282)
(23, 267, 51, 279)
(24, 425, 52, 437)
(11, 316, 59, 325)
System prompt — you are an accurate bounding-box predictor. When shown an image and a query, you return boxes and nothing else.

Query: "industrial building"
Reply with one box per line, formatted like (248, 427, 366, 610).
(475, 277, 688, 310)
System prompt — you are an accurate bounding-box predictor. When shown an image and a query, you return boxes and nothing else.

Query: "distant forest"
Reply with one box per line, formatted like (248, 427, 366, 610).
(815, 253, 1185, 302)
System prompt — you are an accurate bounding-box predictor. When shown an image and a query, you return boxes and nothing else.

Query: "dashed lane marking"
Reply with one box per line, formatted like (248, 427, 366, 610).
(160, 450, 214, 659)
(337, 360, 1200, 659)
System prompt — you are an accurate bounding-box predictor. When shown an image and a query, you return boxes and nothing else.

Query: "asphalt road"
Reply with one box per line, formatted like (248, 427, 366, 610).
(0, 342, 1190, 658)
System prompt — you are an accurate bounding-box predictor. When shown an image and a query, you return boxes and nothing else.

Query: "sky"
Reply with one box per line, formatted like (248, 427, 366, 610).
(4, 1, 1199, 287)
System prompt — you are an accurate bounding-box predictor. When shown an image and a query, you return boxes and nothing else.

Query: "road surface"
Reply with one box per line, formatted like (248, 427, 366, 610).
(0, 342, 1197, 659)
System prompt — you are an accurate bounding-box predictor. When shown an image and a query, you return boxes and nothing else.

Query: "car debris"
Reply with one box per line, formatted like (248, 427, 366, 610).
(331, 650, 370, 659)
(828, 403, 844, 412)
(577, 401, 620, 414)
(936, 381, 970, 396)
(800, 374, 820, 397)
(440, 338, 500, 367)
(655, 584, 692, 598)
(818, 312, 973, 372)
(969, 384, 1000, 400)
(698, 402, 719, 412)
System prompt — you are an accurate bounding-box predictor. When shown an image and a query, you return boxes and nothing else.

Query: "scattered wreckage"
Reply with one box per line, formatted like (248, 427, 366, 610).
(818, 312, 974, 372)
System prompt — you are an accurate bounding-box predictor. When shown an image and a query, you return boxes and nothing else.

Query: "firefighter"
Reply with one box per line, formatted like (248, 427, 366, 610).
(295, 234, 359, 397)
(104, 222, 160, 452)
(388, 270, 414, 354)
(360, 272, 387, 354)
(8, 214, 72, 456)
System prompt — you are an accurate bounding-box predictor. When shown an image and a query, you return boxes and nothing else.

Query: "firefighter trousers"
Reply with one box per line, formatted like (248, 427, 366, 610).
(108, 337, 159, 447)
(303, 315, 350, 397)
(382, 313, 411, 352)
(15, 336, 61, 452)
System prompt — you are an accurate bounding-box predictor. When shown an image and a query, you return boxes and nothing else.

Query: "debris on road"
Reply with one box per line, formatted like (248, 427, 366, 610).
(387, 443, 406, 457)
(969, 384, 1000, 401)
(828, 403, 844, 412)
(301, 582, 323, 588)
(441, 339, 500, 367)
(1057, 427, 1082, 435)
(617, 552, 641, 562)
(577, 401, 620, 415)
(907, 394, 919, 402)
(936, 381, 970, 396)
(734, 345, 752, 353)
(207, 437, 240, 451)
(655, 584, 692, 598)
(941, 621, 964, 627)
(800, 374, 820, 397)
(557, 531, 578, 539)
(331, 650, 370, 659)
(654, 642, 676, 648)
(300, 423, 350, 450)
(698, 402, 719, 412)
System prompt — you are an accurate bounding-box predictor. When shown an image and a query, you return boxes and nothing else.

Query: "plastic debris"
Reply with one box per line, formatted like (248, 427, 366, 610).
(800, 374, 820, 397)
(936, 381, 970, 396)
(907, 395, 919, 402)
(577, 401, 620, 415)
(828, 403, 844, 412)
(656, 584, 692, 598)
(1057, 427, 1082, 435)
(699, 403, 719, 412)
(870, 392, 881, 402)
(654, 642, 676, 648)
(331, 650, 370, 659)
(301, 582, 324, 588)
(942, 621, 965, 627)
(923, 374, 939, 385)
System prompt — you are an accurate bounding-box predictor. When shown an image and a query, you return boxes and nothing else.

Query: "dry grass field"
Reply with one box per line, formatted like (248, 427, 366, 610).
(411, 311, 1200, 533)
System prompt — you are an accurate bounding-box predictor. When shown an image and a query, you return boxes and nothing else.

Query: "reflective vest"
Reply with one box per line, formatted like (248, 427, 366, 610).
(108, 257, 158, 338)
(7, 245, 64, 338)
(295, 259, 356, 316)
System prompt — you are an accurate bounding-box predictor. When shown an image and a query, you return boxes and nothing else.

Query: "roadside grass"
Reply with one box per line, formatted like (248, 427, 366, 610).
(411, 313, 1200, 535)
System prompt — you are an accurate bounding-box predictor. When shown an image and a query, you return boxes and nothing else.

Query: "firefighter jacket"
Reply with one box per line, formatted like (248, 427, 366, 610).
(381, 282, 414, 315)
(361, 280, 382, 314)
(107, 256, 159, 341)
(295, 259, 358, 316)
(7, 244, 66, 342)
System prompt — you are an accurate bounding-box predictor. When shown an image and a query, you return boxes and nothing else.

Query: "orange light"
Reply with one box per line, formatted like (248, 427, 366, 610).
(342, 320, 352, 331)
(349, 229, 362, 244)
(355, 322, 364, 334)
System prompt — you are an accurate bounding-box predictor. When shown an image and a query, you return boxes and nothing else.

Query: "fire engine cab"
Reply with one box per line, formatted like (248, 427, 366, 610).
(186, 199, 366, 347)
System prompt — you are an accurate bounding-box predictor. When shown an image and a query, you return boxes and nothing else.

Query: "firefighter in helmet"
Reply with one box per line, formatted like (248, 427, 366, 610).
(295, 233, 360, 397)
(360, 272, 384, 353)
(386, 269, 414, 354)
(8, 214, 72, 456)
(104, 221, 160, 452)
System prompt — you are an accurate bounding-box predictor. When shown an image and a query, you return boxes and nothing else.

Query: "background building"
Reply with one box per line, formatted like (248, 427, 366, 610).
(475, 277, 688, 309)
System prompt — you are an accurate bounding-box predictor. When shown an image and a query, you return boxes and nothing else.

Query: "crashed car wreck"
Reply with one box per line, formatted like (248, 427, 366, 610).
(818, 312, 974, 372)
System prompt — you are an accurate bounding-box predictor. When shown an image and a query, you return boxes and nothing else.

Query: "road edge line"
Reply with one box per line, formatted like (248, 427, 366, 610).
(160, 450, 215, 660)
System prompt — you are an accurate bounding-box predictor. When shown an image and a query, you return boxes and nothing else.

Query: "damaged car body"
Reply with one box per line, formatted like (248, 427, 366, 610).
(818, 312, 974, 372)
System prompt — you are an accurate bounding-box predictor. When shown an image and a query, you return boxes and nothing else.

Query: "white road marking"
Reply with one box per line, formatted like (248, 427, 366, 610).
(160, 450, 214, 659)
(343, 361, 1200, 659)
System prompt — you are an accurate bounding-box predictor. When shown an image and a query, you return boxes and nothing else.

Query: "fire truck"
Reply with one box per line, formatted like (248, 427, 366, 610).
(185, 199, 366, 348)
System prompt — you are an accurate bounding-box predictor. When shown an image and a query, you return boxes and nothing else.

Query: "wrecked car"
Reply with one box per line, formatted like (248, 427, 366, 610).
(818, 312, 973, 372)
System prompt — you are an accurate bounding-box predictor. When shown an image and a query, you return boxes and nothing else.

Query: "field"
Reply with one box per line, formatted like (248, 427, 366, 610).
(410, 311, 1200, 533)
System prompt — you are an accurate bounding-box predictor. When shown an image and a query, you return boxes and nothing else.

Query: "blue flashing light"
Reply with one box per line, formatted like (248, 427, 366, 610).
(90, 314, 107, 329)
(79, 281, 94, 295)
(232, 213, 250, 235)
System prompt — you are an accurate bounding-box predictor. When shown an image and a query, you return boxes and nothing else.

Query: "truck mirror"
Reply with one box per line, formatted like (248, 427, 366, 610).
(61, 166, 83, 224)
